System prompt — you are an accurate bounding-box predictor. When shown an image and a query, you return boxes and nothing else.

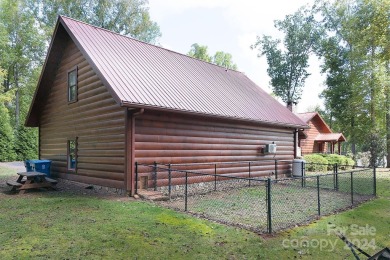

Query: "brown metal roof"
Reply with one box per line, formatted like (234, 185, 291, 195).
(27, 16, 307, 128)
(297, 112, 332, 133)
(315, 133, 346, 142)
(296, 112, 317, 123)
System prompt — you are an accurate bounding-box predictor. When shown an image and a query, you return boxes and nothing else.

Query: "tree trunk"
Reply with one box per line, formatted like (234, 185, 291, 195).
(15, 89, 20, 126)
(351, 116, 356, 157)
(286, 101, 293, 112)
(386, 107, 390, 167)
(14, 66, 20, 127)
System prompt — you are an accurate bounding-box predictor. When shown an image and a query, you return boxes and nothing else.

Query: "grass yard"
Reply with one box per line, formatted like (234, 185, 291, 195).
(0, 165, 389, 259)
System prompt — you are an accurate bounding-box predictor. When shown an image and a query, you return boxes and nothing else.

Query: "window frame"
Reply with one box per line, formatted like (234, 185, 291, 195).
(67, 66, 78, 103)
(67, 138, 78, 172)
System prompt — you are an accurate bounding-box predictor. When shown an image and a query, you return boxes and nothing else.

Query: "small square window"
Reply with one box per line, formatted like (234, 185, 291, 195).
(67, 139, 77, 171)
(68, 69, 77, 102)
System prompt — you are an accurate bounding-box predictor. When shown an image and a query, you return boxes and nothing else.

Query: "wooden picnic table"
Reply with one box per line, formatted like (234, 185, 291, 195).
(6, 171, 58, 194)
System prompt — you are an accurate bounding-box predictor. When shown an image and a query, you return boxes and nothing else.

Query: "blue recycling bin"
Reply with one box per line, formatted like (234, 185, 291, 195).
(24, 160, 34, 172)
(29, 160, 52, 177)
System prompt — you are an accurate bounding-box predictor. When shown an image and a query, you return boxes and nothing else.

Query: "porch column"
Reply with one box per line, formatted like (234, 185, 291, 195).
(338, 142, 341, 155)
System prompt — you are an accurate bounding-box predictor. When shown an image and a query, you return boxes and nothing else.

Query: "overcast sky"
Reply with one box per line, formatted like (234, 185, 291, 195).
(148, 0, 325, 113)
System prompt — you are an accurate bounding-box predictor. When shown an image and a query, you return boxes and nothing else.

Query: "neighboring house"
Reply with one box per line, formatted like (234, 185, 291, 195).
(26, 16, 307, 195)
(297, 112, 346, 156)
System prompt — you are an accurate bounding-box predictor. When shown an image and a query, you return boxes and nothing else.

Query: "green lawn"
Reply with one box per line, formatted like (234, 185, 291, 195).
(0, 166, 389, 259)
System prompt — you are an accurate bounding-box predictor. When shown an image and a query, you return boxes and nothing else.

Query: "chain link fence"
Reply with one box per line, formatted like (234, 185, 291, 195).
(135, 161, 376, 233)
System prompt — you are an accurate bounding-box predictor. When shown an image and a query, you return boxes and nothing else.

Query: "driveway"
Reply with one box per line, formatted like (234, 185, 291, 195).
(0, 162, 25, 172)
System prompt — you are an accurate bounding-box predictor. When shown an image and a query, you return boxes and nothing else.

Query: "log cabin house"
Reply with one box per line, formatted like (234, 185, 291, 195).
(297, 112, 346, 156)
(26, 16, 307, 195)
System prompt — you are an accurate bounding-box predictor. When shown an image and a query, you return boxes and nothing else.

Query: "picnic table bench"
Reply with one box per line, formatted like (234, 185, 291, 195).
(6, 171, 58, 194)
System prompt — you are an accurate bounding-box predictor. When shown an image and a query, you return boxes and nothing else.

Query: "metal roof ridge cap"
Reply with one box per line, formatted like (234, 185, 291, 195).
(59, 15, 243, 73)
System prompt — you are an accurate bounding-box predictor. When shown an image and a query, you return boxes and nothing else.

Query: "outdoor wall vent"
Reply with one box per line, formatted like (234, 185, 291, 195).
(264, 142, 277, 154)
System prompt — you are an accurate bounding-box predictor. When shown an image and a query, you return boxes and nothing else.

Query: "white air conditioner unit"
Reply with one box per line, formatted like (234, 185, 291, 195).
(264, 143, 277, 154)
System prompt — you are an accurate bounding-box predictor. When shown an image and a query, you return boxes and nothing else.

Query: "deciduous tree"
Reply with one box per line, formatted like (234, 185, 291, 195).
(0, 0, 45, 127)
(252, 7, 319, 108)
(188, 43, 212, 63)
(213, 51, 237, 70)
(188, 43, 238, 69)
(315, 0, 390, 165)
(25, 0, 161, 43)
(0, 0, 161, 161)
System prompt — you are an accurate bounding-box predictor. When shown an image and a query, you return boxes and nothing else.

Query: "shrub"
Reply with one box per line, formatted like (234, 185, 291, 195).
(344, 157, 355, 169)
(324, 154, 355, 170)
(303, 153, 355, 172)
(303, 154, 328, 172)
(322, 154, 346, 170)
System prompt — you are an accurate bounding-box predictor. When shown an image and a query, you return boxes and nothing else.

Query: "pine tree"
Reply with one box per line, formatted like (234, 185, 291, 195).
(14, 125, 38, 160)
(0, 103, 16, 161)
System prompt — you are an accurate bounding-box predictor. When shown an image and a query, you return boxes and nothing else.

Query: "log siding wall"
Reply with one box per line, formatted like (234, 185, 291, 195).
(39, 38, 126, 188)
(135, 111, 295, 187)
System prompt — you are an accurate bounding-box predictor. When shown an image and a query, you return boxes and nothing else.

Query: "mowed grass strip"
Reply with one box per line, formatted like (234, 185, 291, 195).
(0, 166, 389, 259)
(0, 193, 267, 259)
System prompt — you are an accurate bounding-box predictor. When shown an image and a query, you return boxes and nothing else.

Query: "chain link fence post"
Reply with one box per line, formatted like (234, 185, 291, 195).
(168, 163, 172, 200)
(351, 171, 354, 205)
(336, 172, 339, 191)
(317, 175, 321, 216)
(275, 160, 278, 179)
(333, 164, 336, 190)
(214, 164, 217, 191)
(267, 178, 272, 234)
(301, 161, 305, 188)
(185, 171, 188, 211)
(248, 162, 251, 187)
(135, 161, 138, 195)
(373, 167, 376, 196)
(153, 161, 157, 191)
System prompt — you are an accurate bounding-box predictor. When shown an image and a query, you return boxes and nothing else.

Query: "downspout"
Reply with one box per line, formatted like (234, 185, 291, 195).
(127, 108, 144, 196)
(294, 129, 298, 158)
(38, 124, 41, 159)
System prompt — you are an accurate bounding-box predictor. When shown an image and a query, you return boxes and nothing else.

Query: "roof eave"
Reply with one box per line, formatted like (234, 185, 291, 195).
(315, 133, 347, 142)
(121, 101, 309, 129)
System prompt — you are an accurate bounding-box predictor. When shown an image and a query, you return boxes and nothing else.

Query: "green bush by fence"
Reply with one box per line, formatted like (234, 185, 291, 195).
(303, 153, 355, 171)
(303, 154, 328, 171)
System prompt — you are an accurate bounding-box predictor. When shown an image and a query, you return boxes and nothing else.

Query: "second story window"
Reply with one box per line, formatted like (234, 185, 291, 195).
(68, 68, 78, 103)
